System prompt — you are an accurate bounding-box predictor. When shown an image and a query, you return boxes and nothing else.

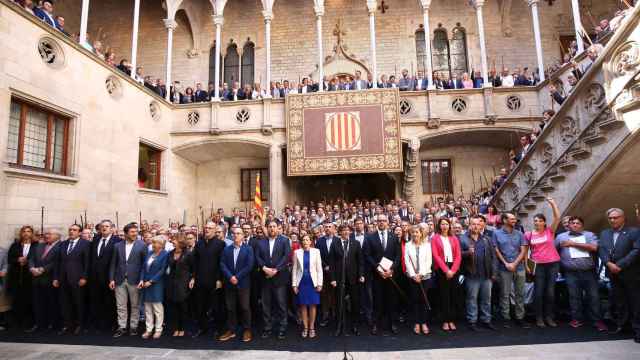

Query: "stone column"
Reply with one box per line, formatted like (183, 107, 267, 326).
(213, 15, 224, 101)
(472, 0, 489, 87)
(367, 0, 378, 88)
(163, 18, 177, 102)
(130, 0, 141, 80)
(269, 144, 283, 211)
(419, 0, 434, 88)
(79, 0, 90, 45)
(528, 0, 545, 82)
(314, 4, 325, 91)
(571, 0, 585, 53)
(403, 138, 420, 206)
(263, 11, 273, 96)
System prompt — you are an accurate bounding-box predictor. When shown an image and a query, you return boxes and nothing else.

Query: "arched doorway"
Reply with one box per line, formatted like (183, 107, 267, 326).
(292, 173, 396, 203)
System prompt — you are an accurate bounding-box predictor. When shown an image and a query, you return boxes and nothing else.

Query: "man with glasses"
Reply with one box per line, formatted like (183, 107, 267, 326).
(364, 214, 401, 336)
(598, 208, 640, 342)
(190, 222, 226, 338)
(492, 212, 530, 328)
(556, 216, 607, 331)
(54, 224, 90, 335)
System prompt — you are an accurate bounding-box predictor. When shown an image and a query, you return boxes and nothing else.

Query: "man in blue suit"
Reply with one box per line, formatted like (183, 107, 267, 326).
(316, 222, 337, 326)
(53, 224, 90, 335)
(33, 0, 57, 28)
(218, 228, 255, 342)
(598, 208, 640, 342)
(446, 73, 464, 89)
(413, 71, 428, 91)
(255, 220, 290, 340)
(109, 223, 147, 338)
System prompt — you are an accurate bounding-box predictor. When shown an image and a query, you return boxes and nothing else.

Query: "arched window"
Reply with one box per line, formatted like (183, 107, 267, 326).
(241, 41, 255, 87)
(224, 43, 239, 86)
(450, 25, 469, 77)
(432, 26, 450, 80)
(415, 25, 426, 74)
(208, 42, 222, 87)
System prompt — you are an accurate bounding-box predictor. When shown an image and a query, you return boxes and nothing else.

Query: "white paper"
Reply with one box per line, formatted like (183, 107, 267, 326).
(569, 235, 590, 258)
(378, 257, 393, 271)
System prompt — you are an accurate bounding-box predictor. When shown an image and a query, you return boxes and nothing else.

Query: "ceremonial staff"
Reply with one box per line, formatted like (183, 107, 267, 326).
(41, 206, 45, 238)
(84, 209, 88, 227)
(115, 211, 119, 230)
(407, 251, 431, 311)
(139, 211, 143, 227)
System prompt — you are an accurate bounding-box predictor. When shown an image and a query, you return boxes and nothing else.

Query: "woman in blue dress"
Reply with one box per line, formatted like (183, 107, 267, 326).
(292, 234, 323, 338)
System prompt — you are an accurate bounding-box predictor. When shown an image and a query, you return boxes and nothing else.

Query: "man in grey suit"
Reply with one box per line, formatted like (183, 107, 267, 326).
(28, 228, 62, 332)
(351, 70, 369, 91)
(109, 223, 147, 338)
(398, 69, 414, 91)
(598, 208, 640, 343)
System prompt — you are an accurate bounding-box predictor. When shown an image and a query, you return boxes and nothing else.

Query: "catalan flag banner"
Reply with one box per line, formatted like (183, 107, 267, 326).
(285, 88, 402, 176)
(254, 172, 264, 219)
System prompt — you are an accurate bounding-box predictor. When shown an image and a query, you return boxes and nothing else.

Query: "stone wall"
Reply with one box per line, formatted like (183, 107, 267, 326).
(52, 0, 619, 87)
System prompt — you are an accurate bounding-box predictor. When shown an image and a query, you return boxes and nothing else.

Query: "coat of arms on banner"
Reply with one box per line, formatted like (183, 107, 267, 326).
(325, 112, 362, 152)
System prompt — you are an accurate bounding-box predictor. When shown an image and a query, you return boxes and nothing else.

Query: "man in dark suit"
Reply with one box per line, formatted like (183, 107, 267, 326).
(109, 223, 147, 338)
(194, 82, 209, 102)
(316, 222, 337, 326)
(218, 228, 255, 342)
(413, 71, 428, 91)
(398, 69, 414, 91)
(53, 224, 90, 335)
(598, 208, 640, 342)
(331, 225, 365, 336)
(363, 214, 401, 335)
(255, 220, 291, 339)
(191, 221, 226, 338)
(226, 81, 246, 101)
(89, 220, 120, 333)
(446, 73, 464, 89)
(245, 224, 265, 321)
(33, 0, 56, 28)
(28, 228, 62, 332)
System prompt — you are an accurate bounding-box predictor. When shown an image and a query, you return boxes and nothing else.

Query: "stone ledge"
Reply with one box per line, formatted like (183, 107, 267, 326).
(137, 188, 169, 196)
(4, 166, 78, 184)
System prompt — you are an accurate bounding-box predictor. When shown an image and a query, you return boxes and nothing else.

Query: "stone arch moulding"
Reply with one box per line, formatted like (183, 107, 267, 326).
(309, 20, 371, 80)
(175, 2, 202, 58)
(172, 137, 273, 153)
(415, 125, 533, 143)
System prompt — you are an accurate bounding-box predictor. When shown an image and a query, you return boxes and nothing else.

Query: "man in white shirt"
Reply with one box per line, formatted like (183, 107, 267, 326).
(501, 68, 515, 87)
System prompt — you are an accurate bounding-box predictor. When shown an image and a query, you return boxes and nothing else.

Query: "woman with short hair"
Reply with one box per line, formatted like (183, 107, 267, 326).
(141, 236, 169, 339)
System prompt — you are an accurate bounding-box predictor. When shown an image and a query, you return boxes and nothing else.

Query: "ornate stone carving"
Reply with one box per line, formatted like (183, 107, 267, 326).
(540, 142, 553, 167)
(583, 83, 606, 114)
(483, 115, 497, 125)
(505, 94, 522, 112)
(426, 118, 440, 129)
(523, 165, 536, 187)
(510, 184, 520, 203)
(235, 108, 250, 123)
(402, 141, 419, 204)
(187, 111, 200, 126)
(560, 117, 579, 145)
(37, 36, 65, 68)
(149, 101, 161, 121)
(399, 98, 412, 116)
(610, 41, 640, 77)
(105, 76, 122, 98)
(451, 97, 468, 113)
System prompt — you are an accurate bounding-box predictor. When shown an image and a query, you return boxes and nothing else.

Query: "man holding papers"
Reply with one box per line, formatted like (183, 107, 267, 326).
(556, 216, 607, 332)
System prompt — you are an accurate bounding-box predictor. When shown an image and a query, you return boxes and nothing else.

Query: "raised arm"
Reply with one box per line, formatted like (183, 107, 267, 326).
(547, 197, 561, 232)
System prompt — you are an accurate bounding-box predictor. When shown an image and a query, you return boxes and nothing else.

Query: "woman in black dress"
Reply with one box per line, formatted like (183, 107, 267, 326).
(165, 234, 193, 337)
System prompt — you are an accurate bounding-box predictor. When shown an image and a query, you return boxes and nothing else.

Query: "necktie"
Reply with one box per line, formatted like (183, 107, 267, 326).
(43, 244, 52, 258)
(381, 232, 387, 250)
(416, 246, 420, 273)
(98, 239, 106, 257)
(67, 241, 75, 255)
(343, 240, 348, 257)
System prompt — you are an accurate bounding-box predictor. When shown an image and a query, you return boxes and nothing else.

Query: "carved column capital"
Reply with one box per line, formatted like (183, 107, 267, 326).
(212, 14, 224, 26)
(163, 18, 177, 30)
(418, 0, 432, 11)
(366, 0, 377, 15)
(262, 10, 273, 22)
(526, 0, 539, 6)
(471, 0, 486, 9)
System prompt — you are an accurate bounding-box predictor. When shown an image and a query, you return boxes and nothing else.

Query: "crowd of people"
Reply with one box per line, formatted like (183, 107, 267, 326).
(0, 197, 638, 344)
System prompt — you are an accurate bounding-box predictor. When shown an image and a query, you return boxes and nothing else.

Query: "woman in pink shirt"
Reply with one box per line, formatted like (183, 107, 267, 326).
(525, 197, 561, 328)
(431, 218, 462, 332)
(461, 73, 474, 89)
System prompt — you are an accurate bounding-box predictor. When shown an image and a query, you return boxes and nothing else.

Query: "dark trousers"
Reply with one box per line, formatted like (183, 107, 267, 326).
(533, 262, 559, 319)
(610, 272, 640, 335)
(60, 284, 85, 329)
(360, 276, 373, 323)
(565, 269, 601, 323)
(372, 276, 397, 330)
(250, 270, 262, 320)
(409, 279, 430, 324)
(261, 283, 287, 332)
(10, 285, 33, 328)
(90, 281, 116, 330)
(167, 300, 189, 331)
(226, 286, 251, 331)
(336, 281, 360, 331)
(32, 282, 59, 329)
(320, 271, 336, 319)
(436, 270, 458, 322)
(194, 285, 224, 332)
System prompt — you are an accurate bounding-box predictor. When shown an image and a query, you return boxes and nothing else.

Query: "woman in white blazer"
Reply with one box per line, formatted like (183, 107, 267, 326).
(292, 235, 323, 338)
(404, 225, 433, 335)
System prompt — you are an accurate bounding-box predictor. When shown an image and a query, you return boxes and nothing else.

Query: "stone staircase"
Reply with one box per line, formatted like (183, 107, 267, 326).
(493, 4, 640, 222)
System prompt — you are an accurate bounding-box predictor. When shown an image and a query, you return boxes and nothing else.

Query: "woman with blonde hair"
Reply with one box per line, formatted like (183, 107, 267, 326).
(141, 236, 169, 339)
(405, 226, 433, 335)
(292, 234, 323, 338)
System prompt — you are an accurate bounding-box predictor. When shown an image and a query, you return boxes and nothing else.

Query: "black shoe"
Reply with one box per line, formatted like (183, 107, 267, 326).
(468, 323, 479, 332)
(391, 325, 399, 335)
(382, 330, 390, 337)
(610, 326, 624, 335)
(634, 336, 640, 344)
(113, 328, 127, 338)
(334, 328, 343, 337)
(25, 325, 39, 333)
(261, 330, 271, 338)
(515, 319, 531, 329)
(352, 327, 360, 336)
(73, 326, 82, 336)
(482, 322, 497, 331)
(191, 329, 206, 338)
(398, 316, 406, 324)
(502, 320, 512, 329)
(129, 329, 138, 336)
(319, 319, 329, 327)
(277, 330, 286, 340)
(370, 325, 378, 335)
(58, 327, 70, 336)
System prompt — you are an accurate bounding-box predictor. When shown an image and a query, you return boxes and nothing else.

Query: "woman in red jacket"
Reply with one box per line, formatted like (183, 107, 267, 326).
(431, 217, 462, 332)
